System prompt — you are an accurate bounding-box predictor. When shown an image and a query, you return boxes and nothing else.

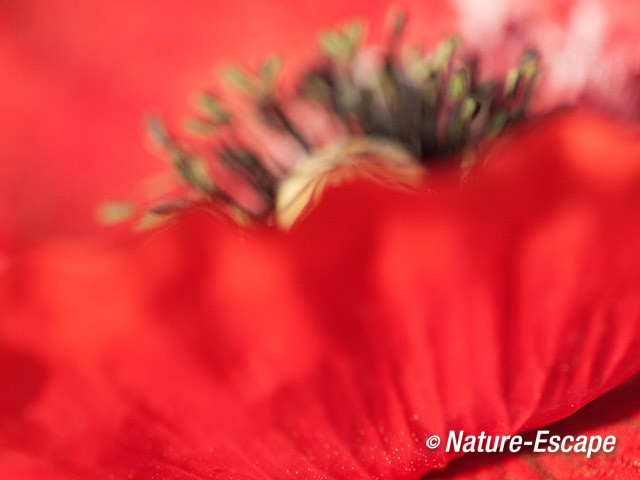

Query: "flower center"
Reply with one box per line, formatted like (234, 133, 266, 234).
(98, 13, 539, 230)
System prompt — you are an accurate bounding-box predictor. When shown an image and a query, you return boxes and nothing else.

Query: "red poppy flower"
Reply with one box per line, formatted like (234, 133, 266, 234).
(2, 1, 640, 479)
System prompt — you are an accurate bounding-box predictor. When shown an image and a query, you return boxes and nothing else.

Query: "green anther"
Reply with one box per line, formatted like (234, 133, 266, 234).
(504, 68, 521, 98)
(261, 56, 282, 88)
(408, 61, 430, 84)
(148, 199, 188, 215)
(134, 211, 174, 232)
(405, 46, 430, 83)
(433, 37, 458, 71)
(488, 112, 508, 136)
(170, 149, 215, 194)
(225, 66, 255, 95)
(320, 22, 365, 60)
(520, 51, 539, 81)
(392, 12, 406, 40)
(460, 97, 479, 122)
(197, 94, 230, 124)
(447, 70, 469, 102)
(184, 118, 215, 136)
(186, 158, 217, 194)
(146, 117, 170, 149)
(95, 202, 136, 225)
(345, 21, 364, 47)
(320, 31, 349, 58)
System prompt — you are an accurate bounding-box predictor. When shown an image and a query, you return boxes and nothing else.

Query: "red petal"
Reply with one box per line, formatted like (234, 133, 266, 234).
(428, 373, 640, 479)
(1, 110, 640, 478)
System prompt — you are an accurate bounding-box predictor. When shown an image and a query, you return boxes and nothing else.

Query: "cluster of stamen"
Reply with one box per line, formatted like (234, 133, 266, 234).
(98, 14, 538, 230)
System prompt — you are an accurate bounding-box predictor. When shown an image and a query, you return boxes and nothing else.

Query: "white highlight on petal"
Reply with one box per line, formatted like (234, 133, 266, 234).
(454, 0, 640, 118)
(453, 0, 510, 44)
(546, 0, 608, 97)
